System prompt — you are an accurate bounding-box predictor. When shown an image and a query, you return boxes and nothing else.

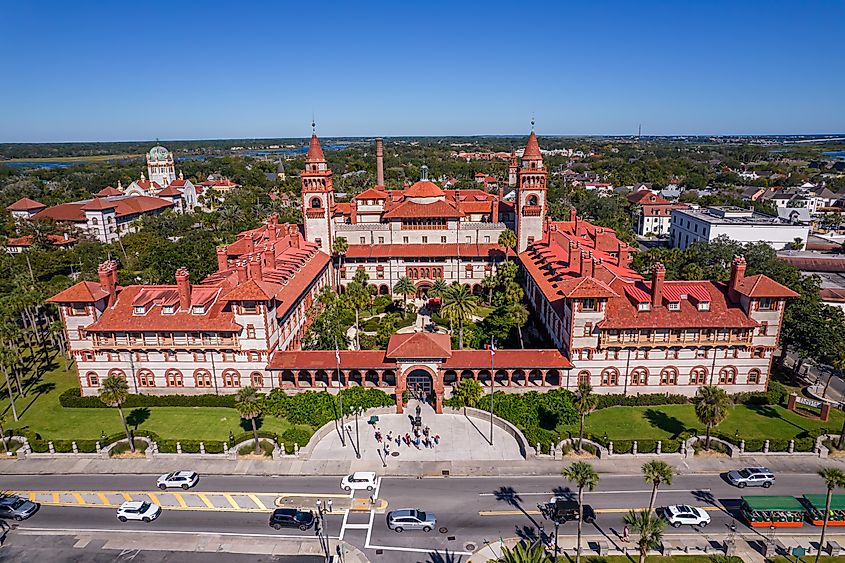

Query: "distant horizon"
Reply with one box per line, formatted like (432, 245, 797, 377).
(2, 1, 843, 143)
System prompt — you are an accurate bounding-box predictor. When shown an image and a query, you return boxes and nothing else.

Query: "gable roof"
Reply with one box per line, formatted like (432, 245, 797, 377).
(7, 197, 46, 211)
(734, 274, 800, 298)
(385, 332, 452, 359)
(95, 186, 123, 197)
(382, 199, 463, 219)
(47, 281, 111, 303)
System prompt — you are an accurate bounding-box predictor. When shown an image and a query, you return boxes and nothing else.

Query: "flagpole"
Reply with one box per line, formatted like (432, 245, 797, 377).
(490, 337, 495, 446)
(335, 340, 345, 447)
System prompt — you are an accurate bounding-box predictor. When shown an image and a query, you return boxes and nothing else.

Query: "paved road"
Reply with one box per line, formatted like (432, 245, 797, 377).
(1, 472, 842, 562)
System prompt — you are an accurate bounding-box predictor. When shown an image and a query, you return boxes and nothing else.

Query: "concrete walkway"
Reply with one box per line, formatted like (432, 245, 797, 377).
(308, 400, 524, 462)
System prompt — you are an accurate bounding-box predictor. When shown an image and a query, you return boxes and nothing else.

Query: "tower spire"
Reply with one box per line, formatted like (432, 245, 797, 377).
(530, 115, 535, 132)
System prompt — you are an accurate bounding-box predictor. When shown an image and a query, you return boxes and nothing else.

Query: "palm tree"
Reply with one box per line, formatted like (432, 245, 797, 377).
(642, 460, 674, 515)
(235, 386, 263, 454)
(498, 228, 517, 262)
(429, 278, 448, 299)
(481, 275, 497, 305)
(574, 382, 597, 453)
(346, 281, 370, 350)
(693, 385, 732, 450)
(441, 283, 479, 349)
(506, 302, 529, 348)
(332, 237, 348, 291)
(393, 276, 416, 309)
(491, 543, 551, 563)
(0, 414, 7, 454)
(816, 468, 845, 563)
(624, 509, 665, 563)
(99, 374, 133, 452)
(561, 461, 599, 563)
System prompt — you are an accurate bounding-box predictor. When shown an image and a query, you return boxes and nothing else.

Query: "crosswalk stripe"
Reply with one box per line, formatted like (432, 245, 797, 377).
(173, 493, 188, 508)
(223, 494, 239, 510)
(197, 494, 214, 509)
(248, 494, 267, 510)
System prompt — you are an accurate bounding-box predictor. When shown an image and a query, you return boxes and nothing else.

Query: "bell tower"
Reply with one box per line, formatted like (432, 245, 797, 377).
(301, 122, 334, 254)
(515, 121, 547, 252)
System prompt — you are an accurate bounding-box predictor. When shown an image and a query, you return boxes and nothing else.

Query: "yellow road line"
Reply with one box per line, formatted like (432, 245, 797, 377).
(248, 494, 267, 510)
(97, 493, 110, 505)
(147, 492, 160, 505)
(480, 506, 725, 516)
(122, 493, 132, 501)
(72, 493, 86, 505)
(223, 494, 239, 510)
(197, 493, 215, 509)
(276, 492, 349, 498)
(52, 493, 60, 503)
(28, 492, 37, 502)
(173, 493, 188, 508)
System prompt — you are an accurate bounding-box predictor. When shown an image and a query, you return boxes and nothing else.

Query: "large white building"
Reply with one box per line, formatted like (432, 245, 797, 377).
(670, 206, 810, 250)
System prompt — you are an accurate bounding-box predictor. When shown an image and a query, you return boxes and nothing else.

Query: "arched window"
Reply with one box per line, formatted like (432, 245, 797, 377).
(310, 197, 322, 209)
(689, 367, 708, 385)
(527, 195, 538, 206)
(91, 217, 99, 225)
(600, 367, 619, 386)
(747, 369, 761, 385)
(194, 369, 212, 388)
(222, 369, 241, 388)
(630, 367, 649, 386)
(577, 370, 591, 386)
(718, 366, 737, 385)
(108, 368, 127, 380)
(137, 369, 156, 388)
(660, 367, 678, 385)
(250, 371, 264, 388)
(166, 369, 184, 387)
(86, 372, 100, 387)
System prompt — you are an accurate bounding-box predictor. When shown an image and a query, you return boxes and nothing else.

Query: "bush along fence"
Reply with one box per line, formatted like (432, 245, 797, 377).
(532, 433, 838, 460)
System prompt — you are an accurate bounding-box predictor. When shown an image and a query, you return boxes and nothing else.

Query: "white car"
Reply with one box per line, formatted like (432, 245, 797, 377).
(340, 471, 377, 491)
(663, 505, 710, 528)
(117, 501, 162, 522)
(156, 470, 199, 490)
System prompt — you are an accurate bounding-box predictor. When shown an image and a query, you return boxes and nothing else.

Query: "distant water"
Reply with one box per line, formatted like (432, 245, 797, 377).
(824, 151, 845, 160)
(0, 143, 350, 169)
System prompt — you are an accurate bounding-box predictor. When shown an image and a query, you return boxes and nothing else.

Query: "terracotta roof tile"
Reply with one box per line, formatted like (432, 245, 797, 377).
(47, 281, 111, 303)
(404, 181, 445, 198)
(523, 131, 542, 160)
(306, 134, 325, 162)
(734, 274, 800, 298)
(444, 349, 571, 369)
(382, 199, 463, 219)
(6, 197, 46, 211)
(385, 333, 452, 359)
(95, 186, 123, 197)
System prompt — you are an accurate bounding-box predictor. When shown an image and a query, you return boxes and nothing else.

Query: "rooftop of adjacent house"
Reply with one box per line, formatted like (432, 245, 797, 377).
(673, 206, 791, 226)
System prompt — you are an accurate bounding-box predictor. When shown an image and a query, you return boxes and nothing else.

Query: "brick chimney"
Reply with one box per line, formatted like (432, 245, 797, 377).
(569, 207, 577, 223)
(375, 138, 385, 187)
(491, 196, 499, 224)
(236, 262, 248, 283)
(97, 261, 116, 306)
(216, 247, 228, 272)
(651, 262, 665, 307)
(175, 267, 191, 311)
(580, 250, 594, 278)
(248, 256, 263, 282)
(729, 255, 747, 302)
(109, 260, 119, 284)
(263, 245, 276, 270)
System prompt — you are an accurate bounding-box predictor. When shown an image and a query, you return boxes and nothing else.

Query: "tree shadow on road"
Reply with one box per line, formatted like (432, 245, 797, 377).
(493, 486, 543, 537)
(426, 549, 464, 563)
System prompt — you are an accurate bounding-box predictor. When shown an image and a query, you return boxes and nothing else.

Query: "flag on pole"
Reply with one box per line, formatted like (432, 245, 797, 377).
(335, 347, 340, 365)
(491, 340, 496, 357)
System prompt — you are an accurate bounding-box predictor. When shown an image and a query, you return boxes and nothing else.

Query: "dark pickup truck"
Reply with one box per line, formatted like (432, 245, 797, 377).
(539, 497, 596, 524)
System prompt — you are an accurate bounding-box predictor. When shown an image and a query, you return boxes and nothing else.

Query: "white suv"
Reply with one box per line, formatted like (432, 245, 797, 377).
(663, 505, 711, 528)
(117, 501, 161, 522)
(727, 467, 775, 488)
(340, 472, 377, 491)
(156, 471, 199, 490)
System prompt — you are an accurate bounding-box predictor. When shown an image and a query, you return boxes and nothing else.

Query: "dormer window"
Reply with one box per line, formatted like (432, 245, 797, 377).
(581, 298, 597, 312)
(192, 305, 205, 315)
(758, 297, 774, 311)
(667, 301, 680, 311)
(697, 301, 710, 311)
(638, 302, 650, 312)
(133, 305, 146, 315)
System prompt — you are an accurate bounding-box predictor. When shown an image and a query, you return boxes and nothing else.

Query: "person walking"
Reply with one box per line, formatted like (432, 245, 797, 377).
(622, 524, 629, 542)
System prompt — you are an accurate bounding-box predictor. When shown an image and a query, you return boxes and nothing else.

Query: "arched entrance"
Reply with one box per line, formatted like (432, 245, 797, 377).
(415, 281, 432, 299)
(406, 368, 433, 399)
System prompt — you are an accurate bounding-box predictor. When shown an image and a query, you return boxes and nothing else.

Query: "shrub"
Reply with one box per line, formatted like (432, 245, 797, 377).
(110, 440, 148, 456)
(203, 441, 226, 454)
(793, 437, 815, 452)
(29, 440, 49, 453)
(76, 440, 98, 453)
(594, 393, 688, 409)
(179, 440, 201, 454)
(637, 439, 657, 454)
(238, 439, 274, 457)
(612, 440, 633, 454)
(661, 440, 681, 454)
(60, 387, 236, 408)
(769, 439, 790, 452)
(694, 439, 728, 454)
(743, 439, 765, 452)
(281, 427, 313, 453)
(157, 440, 178, 453)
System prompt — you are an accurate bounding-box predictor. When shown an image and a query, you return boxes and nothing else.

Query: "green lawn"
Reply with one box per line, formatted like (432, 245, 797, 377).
(1, 355, 294, 441)
(578, 557, 743, 563)
(562, 403, 844, 442)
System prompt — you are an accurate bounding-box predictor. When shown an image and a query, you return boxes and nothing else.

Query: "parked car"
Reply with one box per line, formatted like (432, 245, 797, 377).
(0, 495, 40, 521)
(726, 467, 775, 488)
(269, 508, 316, 531)
(340, 471, 377, 491)
(386, 508, 436, 532)
(117, 501, 162, 522)
(662, 505, 711, 528)
(540, 497, 596, 524)
(156, 471, 199, 490)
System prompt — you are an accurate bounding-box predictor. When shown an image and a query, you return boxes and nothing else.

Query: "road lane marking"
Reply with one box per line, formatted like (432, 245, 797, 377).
(248, 494, 266, 510)
(28, 492, 37, 502)
(97, 493, 111, 505)
(146, 492, 160, 506)
(223, 494, 239, 510)
(72, 493, 86, 505)
(173, 493, 188, 508)
(479, 506, 724, 516)
(52, 493, 60, 503)
(197, 494, 214, 509)
(121, 493, 132, 501)
(478, 488, 711, 496)
(16, 527, 340, 540)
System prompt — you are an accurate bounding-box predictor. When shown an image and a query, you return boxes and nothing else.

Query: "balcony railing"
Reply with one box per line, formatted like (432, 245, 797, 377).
(598, 331, 753, 348)
(93, 335, 238, 349)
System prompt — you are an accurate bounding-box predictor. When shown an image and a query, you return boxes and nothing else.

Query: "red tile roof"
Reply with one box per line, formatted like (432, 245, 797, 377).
(267, 350, 392, 370)
(82, 198, 117, 211)
(523, 131, 542, 160)
(404, 181, 445, 198)
(354, 188, 389, 200)
(34, 196, 173, 222)
(382, 199, 463, 219)
(306, 134, 325, 162)
(385, 332, 452, 359)
(734, 274, 800, 298)
(95, 186, 123, 197)
(557, 277, 619, 298)
(156, 184, 183, 197)
(627, 189, 667, 205)
(47, 281, 111, 303)
(444, 349, 571, 369)
(6, 234, 76, 248)
(7, 197, 46, 211)
(345, 243, 505, 259)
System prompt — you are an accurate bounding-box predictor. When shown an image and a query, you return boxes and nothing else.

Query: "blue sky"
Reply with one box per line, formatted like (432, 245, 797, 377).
(2, 1, 843, 142)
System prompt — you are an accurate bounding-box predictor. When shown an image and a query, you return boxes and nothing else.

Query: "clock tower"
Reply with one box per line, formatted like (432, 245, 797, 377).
(301, 124, 334, 254)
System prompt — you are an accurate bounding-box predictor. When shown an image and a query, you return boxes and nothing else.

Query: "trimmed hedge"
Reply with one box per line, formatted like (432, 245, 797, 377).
(595, 393, 688, 409)
(59, 387, 236, 408)
(110, 440, 148, 456)
(281, 427, 313, 454)
(238, 439, 274, 456)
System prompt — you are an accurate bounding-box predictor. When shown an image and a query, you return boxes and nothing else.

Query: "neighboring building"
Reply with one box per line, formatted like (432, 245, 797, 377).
(5, 233, 76, 254)
(124, 146, 198, 211)
(670, 206, 810, 250)
(627, 189, 686, 236)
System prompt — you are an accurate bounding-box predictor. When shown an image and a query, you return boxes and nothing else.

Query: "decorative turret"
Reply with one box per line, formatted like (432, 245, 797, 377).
(301, 121, 334, 254)
(515, 120, 547, 252)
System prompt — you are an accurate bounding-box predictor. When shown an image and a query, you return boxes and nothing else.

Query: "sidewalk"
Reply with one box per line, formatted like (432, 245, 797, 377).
(2, 451, 842, 477)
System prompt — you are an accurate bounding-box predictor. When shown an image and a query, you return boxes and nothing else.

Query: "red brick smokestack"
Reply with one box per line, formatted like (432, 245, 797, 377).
(109, 260, 119, 284)
(729, 255, 747, 302)
(651, 262, 665, 307)
(375, 138, 384, 187)
(216, 247, 228, 272)
(248, 256, 263, 282)
(98, 261, 116, 306)
(236, 262, 248, 283)
(264, 245, 276, 270)
(580, 250, 594, 278)
(175, 267, 191, 311)
(492, 196, 499, 224)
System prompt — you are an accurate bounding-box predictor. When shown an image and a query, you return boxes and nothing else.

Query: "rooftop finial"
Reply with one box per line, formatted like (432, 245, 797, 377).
(311, 114, 316, 134)
(420, 164, 429, 181)
(530, 115, 535, 132)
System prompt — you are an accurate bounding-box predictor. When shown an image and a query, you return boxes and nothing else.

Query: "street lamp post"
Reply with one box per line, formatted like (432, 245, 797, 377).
(316, 500, 331, 561)
(489, 337, 495, 446)
(354, 406, 362, 459)
(334, 344, 345, 447)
